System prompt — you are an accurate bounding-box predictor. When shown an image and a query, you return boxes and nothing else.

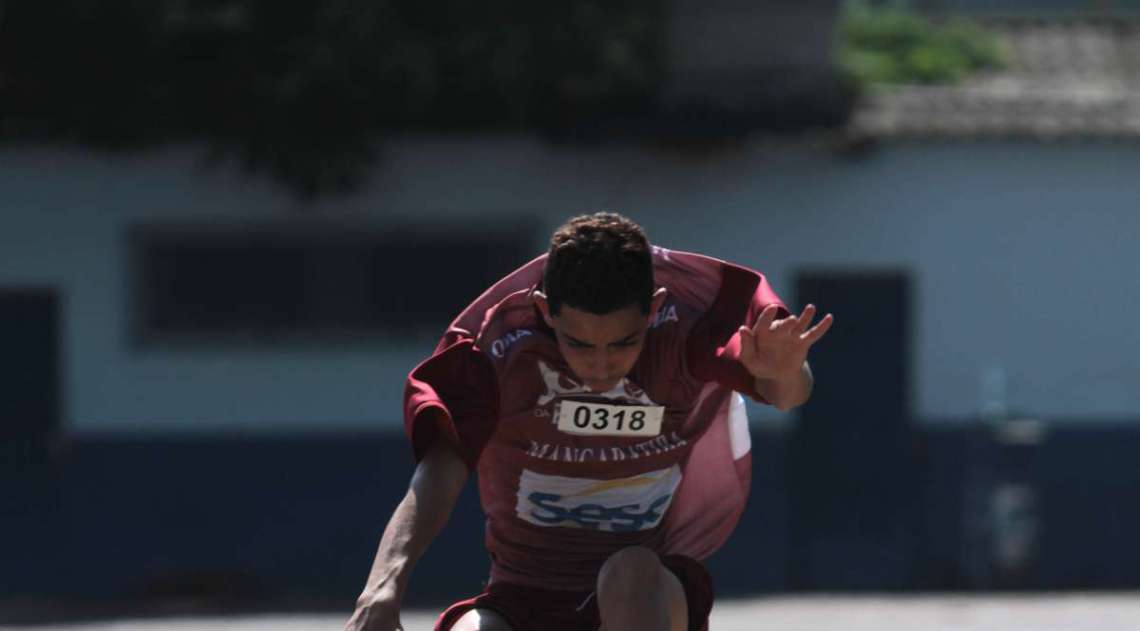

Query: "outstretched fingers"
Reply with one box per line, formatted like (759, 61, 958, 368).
(738, 327, 758, 373)
(752, 304, 781, 335)
(794, 305, 817, 334)
(800, 313, 834, 346)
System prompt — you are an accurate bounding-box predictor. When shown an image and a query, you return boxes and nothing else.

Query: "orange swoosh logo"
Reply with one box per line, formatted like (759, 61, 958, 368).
(567, 474, 660, 498)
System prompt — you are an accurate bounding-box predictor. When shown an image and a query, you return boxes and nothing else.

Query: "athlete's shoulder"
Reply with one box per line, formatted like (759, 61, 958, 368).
(448, 254, 545, 334)
(651, 246, 770, 314)
(474, 289, 543, 360)
(432, 255, 545, 353)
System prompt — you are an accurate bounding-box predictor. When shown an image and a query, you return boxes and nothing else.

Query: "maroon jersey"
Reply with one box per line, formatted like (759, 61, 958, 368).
(404, 247, 787, 590)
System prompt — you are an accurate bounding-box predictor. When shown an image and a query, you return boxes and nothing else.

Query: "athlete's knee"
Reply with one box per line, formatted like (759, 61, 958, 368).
(597, 547, 687, 631)
(597, 546, 663, 597)
(448, 608, 515, 631)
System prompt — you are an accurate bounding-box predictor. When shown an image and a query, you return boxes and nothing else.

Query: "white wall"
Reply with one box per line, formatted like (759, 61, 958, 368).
(2, 138, 1138, 433)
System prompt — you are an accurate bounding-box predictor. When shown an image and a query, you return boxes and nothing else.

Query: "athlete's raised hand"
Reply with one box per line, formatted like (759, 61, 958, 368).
(738, 304, 833, 382)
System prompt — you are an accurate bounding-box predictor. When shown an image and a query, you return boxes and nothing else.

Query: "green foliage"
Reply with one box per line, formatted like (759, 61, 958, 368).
(0, 0, 662, 197)
(838, 1, 1006, 87)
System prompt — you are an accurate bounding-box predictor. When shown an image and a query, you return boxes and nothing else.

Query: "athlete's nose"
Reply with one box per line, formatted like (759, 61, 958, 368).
(597, 349, 619, 378)
(588, 348, 606, 370)
(581, 349, 613, 384)
(594, 354, 624, 384)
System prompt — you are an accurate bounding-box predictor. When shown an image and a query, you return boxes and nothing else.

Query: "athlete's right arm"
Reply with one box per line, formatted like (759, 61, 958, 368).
(345, 434, 470, 631)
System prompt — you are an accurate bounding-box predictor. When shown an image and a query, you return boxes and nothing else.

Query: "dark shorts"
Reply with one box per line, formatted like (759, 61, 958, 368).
(434, 554, 713, 631)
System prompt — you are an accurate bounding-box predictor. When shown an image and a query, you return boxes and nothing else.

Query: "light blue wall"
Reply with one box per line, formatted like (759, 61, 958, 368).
(2, 138, 1138, 433)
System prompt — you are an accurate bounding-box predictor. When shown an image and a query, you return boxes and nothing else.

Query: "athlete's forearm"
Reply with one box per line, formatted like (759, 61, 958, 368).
(356, 438, 469, 605)
(754, 361, 814, 412)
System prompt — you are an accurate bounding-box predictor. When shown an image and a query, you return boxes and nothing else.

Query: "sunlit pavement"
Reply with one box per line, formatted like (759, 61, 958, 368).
(5, 594, 1140, 631)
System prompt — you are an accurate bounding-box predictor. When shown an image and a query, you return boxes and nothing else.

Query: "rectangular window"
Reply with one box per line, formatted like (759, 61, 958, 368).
(129, 223, 537, 346)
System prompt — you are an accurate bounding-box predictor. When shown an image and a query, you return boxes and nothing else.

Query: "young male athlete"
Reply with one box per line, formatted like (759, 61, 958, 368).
(346, 213, 833, 631)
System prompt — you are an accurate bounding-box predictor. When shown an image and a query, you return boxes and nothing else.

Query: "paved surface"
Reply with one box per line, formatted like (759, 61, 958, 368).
(5, 594, 1140, 631)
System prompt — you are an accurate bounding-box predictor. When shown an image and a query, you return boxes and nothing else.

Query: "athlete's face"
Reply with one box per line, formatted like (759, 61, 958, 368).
(535, 289, 667, 393)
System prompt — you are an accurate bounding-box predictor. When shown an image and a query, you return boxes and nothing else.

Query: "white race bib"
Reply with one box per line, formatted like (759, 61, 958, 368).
(555, 401, 665, 437)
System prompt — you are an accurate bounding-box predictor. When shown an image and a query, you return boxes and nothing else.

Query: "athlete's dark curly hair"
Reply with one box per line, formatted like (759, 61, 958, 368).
(542, 212, 654, 315)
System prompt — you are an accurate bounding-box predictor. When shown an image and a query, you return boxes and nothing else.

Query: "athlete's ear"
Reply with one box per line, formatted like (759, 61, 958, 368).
(533, 290, 556, 327)
(647, 287, 668, 324)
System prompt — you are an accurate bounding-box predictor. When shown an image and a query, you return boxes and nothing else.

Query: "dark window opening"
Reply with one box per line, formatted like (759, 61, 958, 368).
(130, 224, 537, 346)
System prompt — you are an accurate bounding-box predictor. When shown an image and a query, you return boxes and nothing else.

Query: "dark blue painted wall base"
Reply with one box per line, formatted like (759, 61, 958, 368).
(3, 422, 1140, 622)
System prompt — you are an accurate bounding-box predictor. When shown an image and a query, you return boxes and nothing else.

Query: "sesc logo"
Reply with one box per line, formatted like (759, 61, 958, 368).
(515, 465, 681, 532)
(526, 492, 673, 532)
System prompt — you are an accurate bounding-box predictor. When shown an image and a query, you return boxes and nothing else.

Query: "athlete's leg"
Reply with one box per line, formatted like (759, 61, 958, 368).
(448, 608, 516, 631)
(596, 546, 687, 631)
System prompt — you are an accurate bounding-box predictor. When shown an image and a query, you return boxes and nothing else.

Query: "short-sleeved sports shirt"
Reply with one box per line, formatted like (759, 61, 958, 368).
(404, 246, 786, 590)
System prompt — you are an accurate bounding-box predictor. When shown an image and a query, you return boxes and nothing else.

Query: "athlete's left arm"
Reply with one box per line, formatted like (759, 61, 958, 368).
(738, 304, 833, 411)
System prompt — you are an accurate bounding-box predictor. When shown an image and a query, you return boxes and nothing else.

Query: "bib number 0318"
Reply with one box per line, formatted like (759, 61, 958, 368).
(555, 401, 665, 437)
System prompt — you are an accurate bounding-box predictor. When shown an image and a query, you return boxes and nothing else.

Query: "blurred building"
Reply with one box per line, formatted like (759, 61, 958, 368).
(853, 17, 1140, 138)
(3, 0, 1140, 619)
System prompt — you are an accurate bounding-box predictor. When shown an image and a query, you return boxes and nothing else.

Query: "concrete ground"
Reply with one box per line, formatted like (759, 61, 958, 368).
(4, 594, 1139, 631)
